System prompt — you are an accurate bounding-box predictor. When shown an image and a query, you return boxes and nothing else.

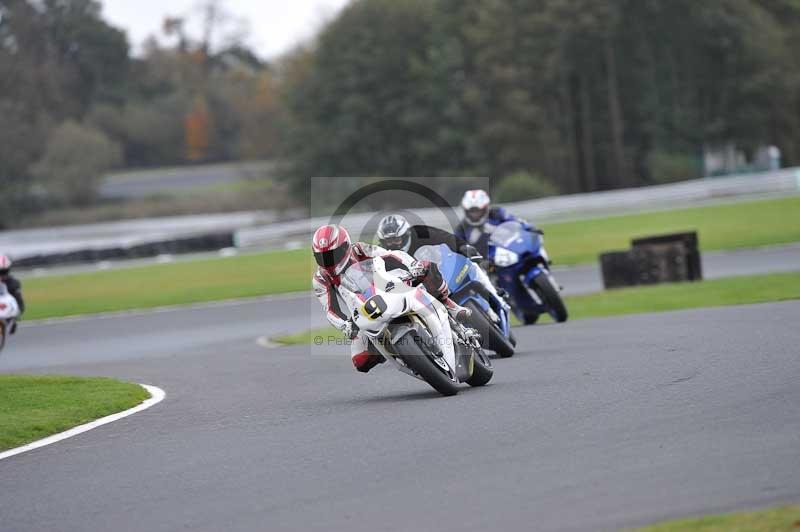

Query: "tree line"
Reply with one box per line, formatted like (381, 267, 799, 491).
(2, 0, 799, 226)
(281, 0, 800, 201)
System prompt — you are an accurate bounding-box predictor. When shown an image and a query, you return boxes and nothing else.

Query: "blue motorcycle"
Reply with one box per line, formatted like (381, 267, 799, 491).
(414, 244, 516, 358)
(488, 221, 568, 324)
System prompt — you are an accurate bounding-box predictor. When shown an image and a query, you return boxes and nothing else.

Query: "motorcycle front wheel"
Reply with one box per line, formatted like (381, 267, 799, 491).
(395, 333, 460, 396)
(532, 274, 568, 323)
(464, 301, 514, 358)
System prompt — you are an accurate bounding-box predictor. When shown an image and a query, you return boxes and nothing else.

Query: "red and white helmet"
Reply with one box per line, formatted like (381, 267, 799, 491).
(0, 254, 11, 276)
(312, 224, 353, 276)
(461, 189, 491, 227)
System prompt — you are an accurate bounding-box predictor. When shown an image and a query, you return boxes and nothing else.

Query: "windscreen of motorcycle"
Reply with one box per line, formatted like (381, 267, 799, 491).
(489, 221, 525, 249)
(340, 259, 376, 296)
(413, 244, 444, 264)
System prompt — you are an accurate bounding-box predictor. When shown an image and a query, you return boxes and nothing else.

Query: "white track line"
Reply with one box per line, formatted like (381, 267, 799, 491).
(0, 384, 165, 462)
(256, 336, 280, 349)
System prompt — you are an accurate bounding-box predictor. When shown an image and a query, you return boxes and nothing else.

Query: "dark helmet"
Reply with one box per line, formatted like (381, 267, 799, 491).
(376, 215, 411, 252)
(0, 254, 11, 277)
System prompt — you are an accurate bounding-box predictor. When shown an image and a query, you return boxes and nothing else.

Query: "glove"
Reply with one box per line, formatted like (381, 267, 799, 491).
(409, 260, 429, 279)
(342, 318, 359, 340)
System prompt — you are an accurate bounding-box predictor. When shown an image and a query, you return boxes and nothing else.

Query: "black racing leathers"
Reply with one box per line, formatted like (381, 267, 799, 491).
(405, 225, 471, 256)
(2, 275, 24, 314)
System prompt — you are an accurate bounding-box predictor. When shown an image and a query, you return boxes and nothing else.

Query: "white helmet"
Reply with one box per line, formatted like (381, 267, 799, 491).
(461, 189, 491, 227)
(376, 214, 411, 252)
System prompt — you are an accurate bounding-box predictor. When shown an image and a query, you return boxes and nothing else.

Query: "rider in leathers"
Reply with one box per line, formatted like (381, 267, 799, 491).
(0, 254, 24, 334)
(455, 189, 535, 257)
(312, 224, 470, 373)
(375, 214, 510, 309)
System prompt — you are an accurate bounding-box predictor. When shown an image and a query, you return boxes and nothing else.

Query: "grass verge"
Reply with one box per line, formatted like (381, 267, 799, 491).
(275, 327, 343, 346)
(0, 376, 150, 452)
(23, 195, 800, 320)
(632, 504, 800, 531)
(566, 270, 800, 320)
(24, 249, 311, 320)
(273, 271, 800, 345)
(544, 195, 800, 265)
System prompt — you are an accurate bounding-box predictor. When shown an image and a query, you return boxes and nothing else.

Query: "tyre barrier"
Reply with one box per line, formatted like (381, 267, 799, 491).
(14, 232, 235, 269)
(600, 232, 702, 289)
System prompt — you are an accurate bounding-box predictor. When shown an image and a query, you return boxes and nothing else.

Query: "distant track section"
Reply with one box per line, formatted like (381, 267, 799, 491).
(236, 168, 800, 248)
(3, 168, 798, 266)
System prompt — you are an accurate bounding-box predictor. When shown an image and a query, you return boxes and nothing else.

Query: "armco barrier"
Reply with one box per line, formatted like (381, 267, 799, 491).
(7, 168, 799, 264)
(236, 168, 800, 249)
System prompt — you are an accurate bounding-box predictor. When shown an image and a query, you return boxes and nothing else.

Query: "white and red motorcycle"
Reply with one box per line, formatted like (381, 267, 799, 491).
(338, 256, 493, 396)
(0, 282, 20, 354)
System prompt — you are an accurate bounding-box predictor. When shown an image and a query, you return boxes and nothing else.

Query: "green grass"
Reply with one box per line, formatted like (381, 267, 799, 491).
(274, 271, 800, 344)
(23, 195, 800, 320)
(632, 505, 800, 531)
(543, 195, 800, 265)
(0, 376, 150, 451)
(567, 270, 800, 320)
(275, 327, 343, 345)
(25, 249, 313, 320)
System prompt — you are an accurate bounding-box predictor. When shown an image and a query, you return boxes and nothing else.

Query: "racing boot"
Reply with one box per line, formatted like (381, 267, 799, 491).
(353, 352, 386, 373)
(444, 298, 472, 323)
(462, 325, 481, 344)
(496, 287, 512, 309)
(449, 317, 481, 347)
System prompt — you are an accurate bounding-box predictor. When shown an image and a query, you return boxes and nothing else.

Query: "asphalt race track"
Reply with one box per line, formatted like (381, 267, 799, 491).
(1, 288, 799, 531)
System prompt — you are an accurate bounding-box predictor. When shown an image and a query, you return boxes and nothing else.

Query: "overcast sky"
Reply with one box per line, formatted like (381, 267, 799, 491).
(101, 0, 351, 59)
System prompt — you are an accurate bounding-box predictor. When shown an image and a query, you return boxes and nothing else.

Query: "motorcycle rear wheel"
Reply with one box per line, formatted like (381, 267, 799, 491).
(522, 311, 539, 325)
(465, 347, 493, 387)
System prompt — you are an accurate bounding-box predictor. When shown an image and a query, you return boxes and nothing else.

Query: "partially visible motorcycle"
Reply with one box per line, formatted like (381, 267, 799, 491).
(414, 244, 515, 358)
(337, 256, 493, 396)
(0, 282, 20, 354)
(488, 221, 568, 325)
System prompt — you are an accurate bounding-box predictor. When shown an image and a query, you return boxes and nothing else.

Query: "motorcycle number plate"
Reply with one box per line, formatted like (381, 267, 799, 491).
(361, 295, 388, 320)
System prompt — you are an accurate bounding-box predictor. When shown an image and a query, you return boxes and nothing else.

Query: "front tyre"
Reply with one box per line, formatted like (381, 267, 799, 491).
(395, 333, 459, 396)
(464, 301, 514, 358)
(522, 311, 539, 325)
(532, 274, 568, 323)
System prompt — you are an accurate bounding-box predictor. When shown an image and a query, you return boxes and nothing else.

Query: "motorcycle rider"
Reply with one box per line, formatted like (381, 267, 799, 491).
(0, 255, 24, 334)
(455, 189, 537, 256)
(375, 214, 474, 257)
(376, 214, 509, 307)
(312, 224, 471, 373)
